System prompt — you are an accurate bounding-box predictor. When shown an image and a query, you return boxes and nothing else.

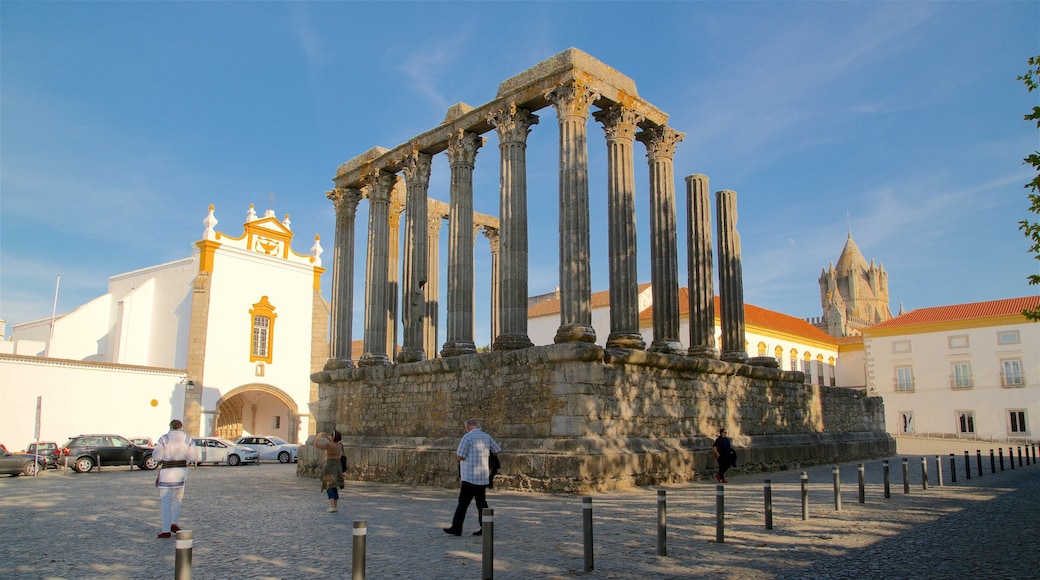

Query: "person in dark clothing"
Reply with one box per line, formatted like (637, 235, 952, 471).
(712, 428, 735, 483)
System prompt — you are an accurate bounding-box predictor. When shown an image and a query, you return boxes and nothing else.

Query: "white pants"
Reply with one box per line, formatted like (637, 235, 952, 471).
(159, 486, 185, 532)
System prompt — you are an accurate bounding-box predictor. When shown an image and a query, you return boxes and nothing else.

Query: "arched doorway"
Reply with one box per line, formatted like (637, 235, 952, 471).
(214, 383, 301, 443)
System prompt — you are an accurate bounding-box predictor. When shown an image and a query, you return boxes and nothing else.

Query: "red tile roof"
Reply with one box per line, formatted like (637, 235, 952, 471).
(867, 296, 1040, 330)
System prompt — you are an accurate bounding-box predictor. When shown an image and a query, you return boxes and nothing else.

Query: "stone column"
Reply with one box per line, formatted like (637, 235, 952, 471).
(594, 105, 645, 350)
(359, 171, 394, 367)
(386, 183, 405, 359)
(636, 125, 685, 354)
(424, 207, 442, 359)
(685, 175, 719, 359)
(397, 151, 432, 363)
(441, 130, 484, 357)
(487, 104, 538, 351)
(716, 189, 748, 364)
(546, 81, 599, 344)
(326, 187, 363, 369)
(482, 226, 500, 347)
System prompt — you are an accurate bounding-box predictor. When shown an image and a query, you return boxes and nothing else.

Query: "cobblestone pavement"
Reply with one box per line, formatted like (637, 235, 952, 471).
(1, 439, 1037, 579)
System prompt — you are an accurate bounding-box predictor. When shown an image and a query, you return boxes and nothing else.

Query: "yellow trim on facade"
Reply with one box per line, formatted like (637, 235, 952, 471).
(864, 314, 1030, 338)
(745, 323, 837, 352)
(196, 240, 221, 273)
(312, 266, 326, 293)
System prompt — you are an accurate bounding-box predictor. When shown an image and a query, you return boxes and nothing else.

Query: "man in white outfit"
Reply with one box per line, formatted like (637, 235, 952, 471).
(152, 419, 196, 539)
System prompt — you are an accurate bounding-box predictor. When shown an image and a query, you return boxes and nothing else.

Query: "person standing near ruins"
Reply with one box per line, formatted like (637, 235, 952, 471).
(314, 431, 344, 512)
(444, 419, 500, 536)
(153, 419, 196, 538)
(712, 428, 735, 483)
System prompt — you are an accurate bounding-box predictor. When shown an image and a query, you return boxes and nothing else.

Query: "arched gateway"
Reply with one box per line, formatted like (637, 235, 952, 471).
(214, 384, 300, 443)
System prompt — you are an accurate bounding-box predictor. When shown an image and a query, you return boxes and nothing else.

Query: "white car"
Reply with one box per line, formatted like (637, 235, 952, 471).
(234, 435, 299, 463)
(194, 437, 260, 466)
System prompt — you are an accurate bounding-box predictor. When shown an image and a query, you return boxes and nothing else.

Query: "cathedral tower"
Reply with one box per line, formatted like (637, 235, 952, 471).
(817, 233, 893, 337)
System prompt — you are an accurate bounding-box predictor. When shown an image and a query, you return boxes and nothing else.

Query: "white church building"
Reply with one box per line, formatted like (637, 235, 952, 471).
(0, 204, 328, 447)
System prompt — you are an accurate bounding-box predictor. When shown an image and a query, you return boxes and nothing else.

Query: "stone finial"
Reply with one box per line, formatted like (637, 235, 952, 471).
(203, 204, 218, 241)
(283, 213, 291, 230)
(246, 203, 257, 222)
(264, 209, 275, 219)
(311, 234, 323, 266)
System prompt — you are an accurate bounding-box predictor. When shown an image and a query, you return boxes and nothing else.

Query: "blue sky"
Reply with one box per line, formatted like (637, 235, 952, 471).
(2, 1, 1038, 347)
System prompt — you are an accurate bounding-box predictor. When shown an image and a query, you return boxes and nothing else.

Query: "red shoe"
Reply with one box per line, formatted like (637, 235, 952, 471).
(720, 478, 728, 484)
(171, 524, 181, 533)
(715, 474, 722, 482)
(157, 533, 172, 539)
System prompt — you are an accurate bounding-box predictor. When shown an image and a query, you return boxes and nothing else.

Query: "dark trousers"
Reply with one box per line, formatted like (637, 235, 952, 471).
(449, 481, 488, 532)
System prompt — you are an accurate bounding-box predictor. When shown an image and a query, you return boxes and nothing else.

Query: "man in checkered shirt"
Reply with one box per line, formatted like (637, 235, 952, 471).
(443, 419, 501, 536)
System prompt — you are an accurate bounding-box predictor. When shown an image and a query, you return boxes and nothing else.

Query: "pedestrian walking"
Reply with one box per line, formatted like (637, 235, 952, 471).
(444, 419, 500, 536)
(314, 431, 344, 512)
(712, 428, 736, 483)
(152, 419, 196, 538)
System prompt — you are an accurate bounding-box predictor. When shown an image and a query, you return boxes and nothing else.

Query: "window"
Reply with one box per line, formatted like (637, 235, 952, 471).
(948, 335, 969, 349)
(790, 350, 798, 374)
(957, 411, 975, 434)
(775, 346, 784, 369)
(950, 362, 973, 389)
(802, 358, 811, 384)
(757, 342, 768, 356)
(998, 330, 1020, 345)
(272, 416, 281, 430)
(1009, 410, 1028, 434)
(816, 359, 824, 386)
(900, 412, 914, 434)
(828, 358, 836, 387)
(892, 340, 911, 354)
(252, 316, 270, 357)
(1001, 359, 1024, 387)
(895, 366, 914, 391)
(249, 296, 277, 363)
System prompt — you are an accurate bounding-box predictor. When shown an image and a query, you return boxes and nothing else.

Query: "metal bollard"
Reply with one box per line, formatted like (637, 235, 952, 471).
(129, 456, 133, 472)
(582, 497, 594, 572)
(935, 455, 943, 487)
(175, 529, 193, 580)
(999, 448, 1005, 471)
(949, 454, 956, 483)
(964, 451, 971, 480)
(656, 490, 666, 556)
(883, 460, 891, 498)
(976, 450, 983, 477)
(1018, 446, 1024, 467)
(990, 450, 996, 474)
(800, 472, 809, 520)
(764, 480, 773, 530)
(715, 485, 725, 543)
(482, 509, 494, 580)
(832, 467, 841, 511)
(902, 458, 910, 494)
(858, 464, 865, 503)
(352, 520, 366, 580)
(1008, 448, 1015, 470)
(920, 457, 928, 490)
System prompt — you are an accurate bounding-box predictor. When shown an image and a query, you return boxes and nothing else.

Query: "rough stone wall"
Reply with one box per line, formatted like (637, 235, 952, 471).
(303, 342, 893, 493)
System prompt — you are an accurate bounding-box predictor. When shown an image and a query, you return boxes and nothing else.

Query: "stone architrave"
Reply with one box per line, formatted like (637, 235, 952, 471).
(441, 130, 484, 357)
(424, 207, 442, 359)
(397, 151, 433, 363)
(685, 175, 719, 359)
(487, 104, 538, 351)
(326, 187, 363, 369)
(716, 189, 749, 364)
(482, 226, 500, 346)
(359, 172, 395, 367)
(636, 125, 685, 354)
(546, 80, 599, 344)
(594, 105, 645, 350)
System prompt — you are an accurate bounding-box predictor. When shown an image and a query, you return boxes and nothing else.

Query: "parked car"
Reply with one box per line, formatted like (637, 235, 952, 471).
(194, 437, 259, 466)
(234, 435, 299, 463)
(58, 434, 158, 473)
(24, 441, 61, 468)
(0, 448, 45, 476)
(130, 437, 154, 447)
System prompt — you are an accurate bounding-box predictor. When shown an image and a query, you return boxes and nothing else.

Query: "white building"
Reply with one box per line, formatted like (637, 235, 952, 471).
(1, 204, 328, 447)
(863, 296, 1039, 442)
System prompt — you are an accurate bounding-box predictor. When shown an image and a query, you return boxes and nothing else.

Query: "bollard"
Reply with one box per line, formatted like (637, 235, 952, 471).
(920, 457, 928, 490)
(582, 497, 594, 572)
(935, 455, 943, 487)
(1008, 448, 1015, 471)
(715, 485, 725, 543)
(883, 460, 891, 498)
(1018, 446, 1024, 467)
(964, 451, 971, 480)
(990, 450, 996, 474)
(902, 458, 910, 494)
(764, 480, 773, 530)
(999, 448, 1005, 471)
(800, 472, 809, 520)
(175, 529, 193, 580)
(1032, 444, 1037, 465)
(858, 464, 865, 503)
(129, 456, 133, 472)
(976, 450, 983, 477)
(949, 454, 957, 483)
(482, 509, 494, 580)
(832, 467, 841, 511)
(96, 453, 102, 473)
(352, 521, 366, 580)
(656, 490, 667, 557)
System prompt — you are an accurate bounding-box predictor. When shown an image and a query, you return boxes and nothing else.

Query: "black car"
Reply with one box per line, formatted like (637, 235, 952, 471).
(0, 448, 45, 476)
(25, 441, 61, 468)
(58, 434, 158, 473)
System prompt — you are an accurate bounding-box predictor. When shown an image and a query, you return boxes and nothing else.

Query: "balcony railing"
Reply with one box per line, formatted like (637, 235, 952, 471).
(1001, 373, 1026, 387)
(893, 378, 915, 392)
(949, 375, 974, 389)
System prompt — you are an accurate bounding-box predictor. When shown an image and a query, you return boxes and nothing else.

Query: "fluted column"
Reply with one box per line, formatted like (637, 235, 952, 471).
(716, 189, 748, 364)
(386, 183, 405, 359)
(594, 105, 645, 350)
(482, 227, 500, 347)
(636, 125, 685, 354)
(359, 172, 395, 366)
(397, 151, 432, 363)
(326, 187, 363, 369)
(441, 130, 484, 357)
(487, 104, 538, 351)
(686, 175, 719, 359)
(424, 208, 442, 359)
(546, 81, 599, 344)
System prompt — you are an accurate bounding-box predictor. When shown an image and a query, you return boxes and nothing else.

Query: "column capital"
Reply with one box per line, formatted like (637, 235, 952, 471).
(637, 125, 686, 161)
(401, 150, 433, 186)
(366, 171, 396, 203)
(544, 80, 600, 121)
(487, 103, 539, 143)
(446, 129, 485, 167)
(481, 226, 500, 252)
(427, 208, 443, 236)
(327, 187, 363, 216)
(593, 105, 644, 142)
